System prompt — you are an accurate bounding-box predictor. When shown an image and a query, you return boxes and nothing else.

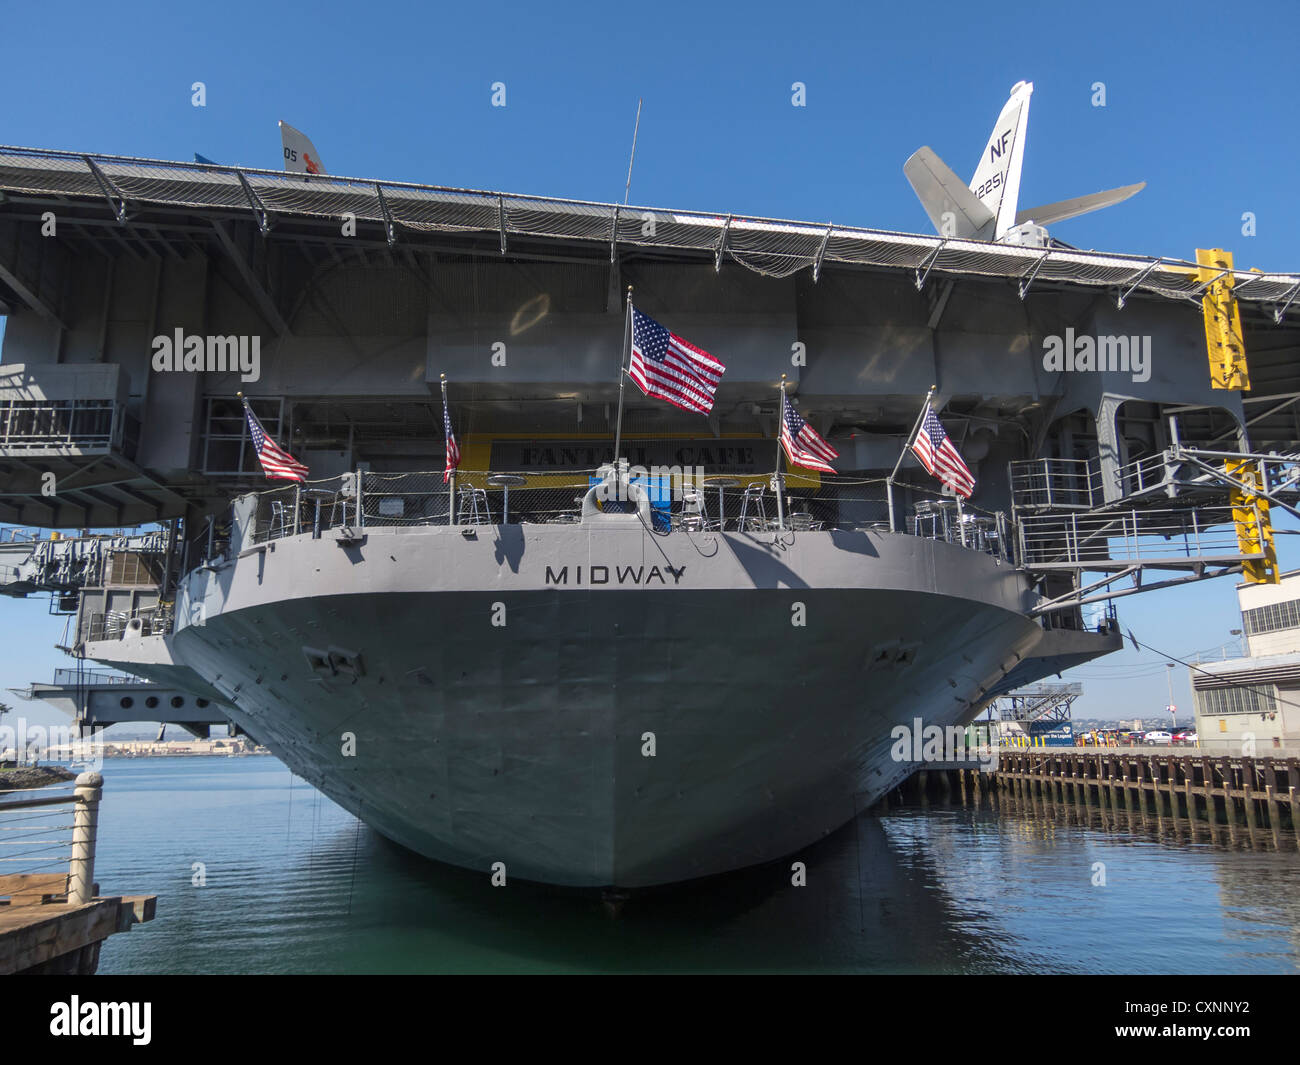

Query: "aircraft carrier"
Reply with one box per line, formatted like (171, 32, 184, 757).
(1, 110, 1299, 886)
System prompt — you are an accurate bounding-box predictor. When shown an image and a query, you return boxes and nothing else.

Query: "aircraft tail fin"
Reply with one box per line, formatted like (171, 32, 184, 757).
(968, 81, 1033, 240)
(279, 121, 326, 175)
(1015, 182, 1146, 227)
(904, 147, 996, 240)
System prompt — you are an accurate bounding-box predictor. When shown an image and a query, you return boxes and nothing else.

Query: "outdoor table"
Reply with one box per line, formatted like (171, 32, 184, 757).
(300, 487, 336, 539)
(705, 477, 740, 529)
(487, 473, 528, 524)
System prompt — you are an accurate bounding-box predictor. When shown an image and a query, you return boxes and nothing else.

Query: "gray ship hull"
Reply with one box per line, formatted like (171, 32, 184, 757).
(88, 524, 1117, 887)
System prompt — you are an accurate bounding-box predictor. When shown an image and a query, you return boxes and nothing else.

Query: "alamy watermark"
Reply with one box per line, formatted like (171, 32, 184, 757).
(151, 329, 261, 382)
(50, 996, 150, 1045)
(890, 717, 998, 772)
(594, 463, 707, 504)
(1042, 328, 1151, 383)
(0, 717, 104, 772)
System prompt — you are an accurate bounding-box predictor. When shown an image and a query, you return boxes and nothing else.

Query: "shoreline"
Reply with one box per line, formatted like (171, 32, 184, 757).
(0, 765, 76, 791)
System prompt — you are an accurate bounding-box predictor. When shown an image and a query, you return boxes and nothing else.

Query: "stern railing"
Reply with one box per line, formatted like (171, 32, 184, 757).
(239, 468, 1018, 562)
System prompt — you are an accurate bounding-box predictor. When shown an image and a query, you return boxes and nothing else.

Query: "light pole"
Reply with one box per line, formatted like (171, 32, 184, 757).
(1166, 663, 1177, 735)
(1230, 628, 1244, 657)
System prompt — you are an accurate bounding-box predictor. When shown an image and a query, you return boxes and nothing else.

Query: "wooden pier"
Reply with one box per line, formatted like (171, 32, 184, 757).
(0, 772, 155, 974)
(883, 750, 1300, 851)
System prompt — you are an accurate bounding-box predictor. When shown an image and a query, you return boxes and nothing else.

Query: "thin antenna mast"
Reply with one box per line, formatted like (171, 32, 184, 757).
(624, 98, 642, 205)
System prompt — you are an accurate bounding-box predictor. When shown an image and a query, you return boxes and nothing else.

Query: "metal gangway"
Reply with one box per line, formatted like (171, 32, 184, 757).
(994, 683, 1084, 726)
(0, 527, 169, 597)
(1009, 443, 1300, 614)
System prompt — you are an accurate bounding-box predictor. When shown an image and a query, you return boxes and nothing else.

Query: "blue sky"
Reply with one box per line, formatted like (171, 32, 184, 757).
(1, 0, 1298, 724)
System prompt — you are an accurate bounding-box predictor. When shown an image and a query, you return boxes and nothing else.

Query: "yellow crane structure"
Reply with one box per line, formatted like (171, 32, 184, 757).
(1199, 248, 1277, 583)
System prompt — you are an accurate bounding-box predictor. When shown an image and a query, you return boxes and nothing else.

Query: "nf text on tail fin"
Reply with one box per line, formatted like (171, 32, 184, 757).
(904, 80, 1143, 246)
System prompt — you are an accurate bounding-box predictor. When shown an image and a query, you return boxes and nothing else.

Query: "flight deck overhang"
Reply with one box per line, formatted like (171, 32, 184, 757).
(0, 361, 194, 525)
(0, 453, 190, 527)
(17, 673, 230, 738)
(0, 144, 1297, 314)
(0, 144, 1298, 526)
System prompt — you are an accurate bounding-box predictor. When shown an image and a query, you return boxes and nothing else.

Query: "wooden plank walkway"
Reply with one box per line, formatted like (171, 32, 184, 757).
(0, 872, 155, 974)
(0, 774, 156, 974)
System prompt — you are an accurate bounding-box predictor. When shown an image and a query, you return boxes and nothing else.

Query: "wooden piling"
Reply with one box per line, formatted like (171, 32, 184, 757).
(971, 748, 1300, 851)
(1243, 769, 1258, 849)
(1290, 786, 1300, 850)
(1204, 758, 1218, 840)
(1223, 760, 1239, 845)
(1266, 785, 1282, 849)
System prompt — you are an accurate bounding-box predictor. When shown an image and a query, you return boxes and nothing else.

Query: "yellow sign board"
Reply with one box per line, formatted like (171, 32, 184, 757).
(456, 433, 819, 490)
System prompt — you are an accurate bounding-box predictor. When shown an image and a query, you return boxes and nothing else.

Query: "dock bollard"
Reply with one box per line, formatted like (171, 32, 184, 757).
(70, 772, 103, 905)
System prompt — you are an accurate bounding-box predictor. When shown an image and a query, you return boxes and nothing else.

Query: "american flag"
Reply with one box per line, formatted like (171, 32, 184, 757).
(780, 399, 838, 474)
(628, 307, 725, 414)
(911, 402, 975, 499)
(242, 399, 308, 482)
(442, 389, 460, 483)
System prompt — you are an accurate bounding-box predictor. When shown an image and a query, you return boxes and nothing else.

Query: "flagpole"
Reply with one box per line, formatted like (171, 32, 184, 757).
(441, 373, 455, 526)
(774, 375, 788, 532)
(241, 389, 296, 532)
(887, 385, 937, 533)
(611, 285, 633, 480)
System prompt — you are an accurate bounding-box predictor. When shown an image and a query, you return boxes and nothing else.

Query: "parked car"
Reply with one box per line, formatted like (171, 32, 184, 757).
(1173, 729, 1198, 745)
(1144, 730, 1173, 745)
(1120, 730, 1145, 746)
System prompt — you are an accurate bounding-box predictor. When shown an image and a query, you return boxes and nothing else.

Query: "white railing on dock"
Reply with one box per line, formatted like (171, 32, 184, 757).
(0, 772, 102, 905)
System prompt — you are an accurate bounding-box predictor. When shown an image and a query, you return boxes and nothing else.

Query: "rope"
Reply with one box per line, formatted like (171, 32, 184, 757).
(346, 809, 362, 918)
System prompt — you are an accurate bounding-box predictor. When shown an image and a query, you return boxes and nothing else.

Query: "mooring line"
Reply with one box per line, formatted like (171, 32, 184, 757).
(346, 807, 362, 917)
(286, 767, 294, 848)
(852, 790, 866, 934)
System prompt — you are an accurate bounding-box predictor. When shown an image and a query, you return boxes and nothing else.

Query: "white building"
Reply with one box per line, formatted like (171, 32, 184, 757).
(1191, 570, 1300, 754)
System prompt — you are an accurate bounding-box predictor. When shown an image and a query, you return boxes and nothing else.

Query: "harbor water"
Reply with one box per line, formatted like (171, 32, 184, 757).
(93, 756, 1300, 974)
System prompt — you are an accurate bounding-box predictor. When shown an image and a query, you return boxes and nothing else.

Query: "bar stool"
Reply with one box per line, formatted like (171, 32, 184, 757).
(269, 500, 293, 538)
(457, 483, 491, 525)
(737, 483, 768, 531)
(679, 483, 719, 531)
